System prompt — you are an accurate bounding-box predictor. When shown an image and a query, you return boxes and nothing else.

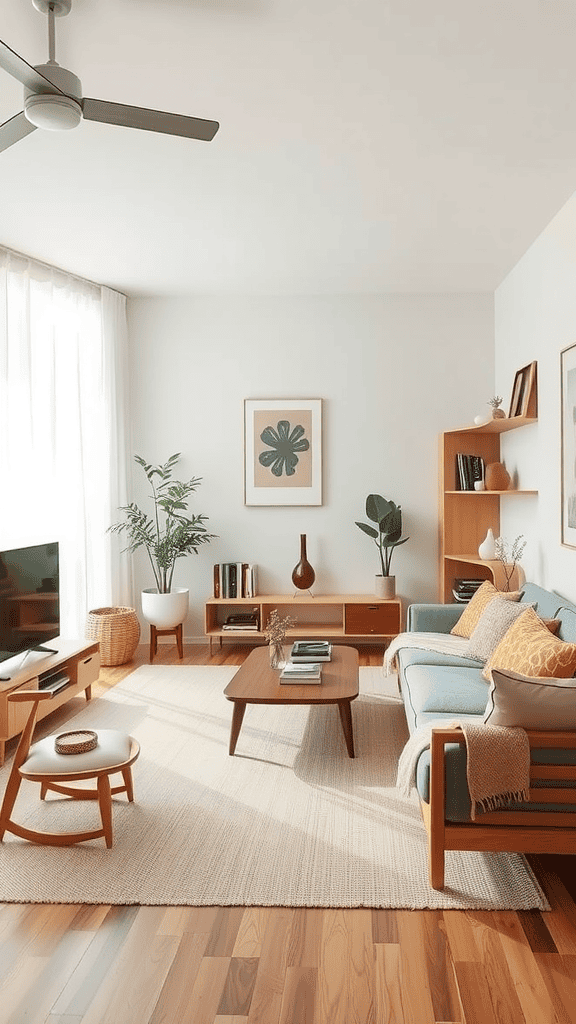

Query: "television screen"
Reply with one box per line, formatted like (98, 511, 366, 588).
(0, 543, 60, 665)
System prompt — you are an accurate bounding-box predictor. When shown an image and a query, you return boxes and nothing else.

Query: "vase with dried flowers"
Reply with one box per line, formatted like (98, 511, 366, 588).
(495, 534, 526, 591)
(488, 396, 506, 419)
(264, 609, 297, 669)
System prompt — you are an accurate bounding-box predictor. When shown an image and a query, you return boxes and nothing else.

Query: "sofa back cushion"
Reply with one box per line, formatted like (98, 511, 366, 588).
(485, 667, 576, 729)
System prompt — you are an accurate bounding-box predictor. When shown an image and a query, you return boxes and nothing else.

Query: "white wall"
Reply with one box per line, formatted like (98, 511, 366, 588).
(128, 294, 494, 639)
(496, 193, 576, 604)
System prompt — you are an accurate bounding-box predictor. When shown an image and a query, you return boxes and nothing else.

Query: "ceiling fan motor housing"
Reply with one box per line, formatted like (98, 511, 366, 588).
(24, 62, 82, 130)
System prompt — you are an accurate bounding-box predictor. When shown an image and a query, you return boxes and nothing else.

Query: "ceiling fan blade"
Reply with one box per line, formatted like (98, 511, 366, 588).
(0, 110, 37, 153)
(82, 98, 219, 142)
(0, 38, 66, 94)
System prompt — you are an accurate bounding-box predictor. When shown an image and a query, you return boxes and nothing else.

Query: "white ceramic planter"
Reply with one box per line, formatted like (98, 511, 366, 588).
(375, 575, 396, 599)
(141, 587, 189, 628)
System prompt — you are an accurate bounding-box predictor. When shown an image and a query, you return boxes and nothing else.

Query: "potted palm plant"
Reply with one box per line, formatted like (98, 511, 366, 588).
(355, 494, 409, 598)
(110, 453, 216, 628)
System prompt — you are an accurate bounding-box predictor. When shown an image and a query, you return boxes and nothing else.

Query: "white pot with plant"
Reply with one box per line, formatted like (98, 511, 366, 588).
(110, 454, 216, 629)
(355, 494, 409, 599)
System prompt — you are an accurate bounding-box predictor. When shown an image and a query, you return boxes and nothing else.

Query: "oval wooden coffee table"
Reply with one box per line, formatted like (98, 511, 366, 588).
(223, 645, 359, 757)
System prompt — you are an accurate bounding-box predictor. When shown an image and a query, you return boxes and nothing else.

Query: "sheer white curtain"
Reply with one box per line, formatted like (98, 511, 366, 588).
(0, 247, 132, 636)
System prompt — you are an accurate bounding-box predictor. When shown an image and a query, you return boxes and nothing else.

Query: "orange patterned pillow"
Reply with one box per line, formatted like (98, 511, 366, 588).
(483, 606, 576, 681)
(450, 580, 521, 639)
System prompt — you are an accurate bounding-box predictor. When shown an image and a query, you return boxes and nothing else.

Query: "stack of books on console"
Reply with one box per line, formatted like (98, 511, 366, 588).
(452, 578, 484, 603)
(222, 609, 260, 631)
(290, 640, 332, 662)
(280, 661, 322, 683)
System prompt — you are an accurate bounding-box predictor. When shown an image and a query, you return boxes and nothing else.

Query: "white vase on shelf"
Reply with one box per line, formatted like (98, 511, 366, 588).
(478, 529, 497, 560)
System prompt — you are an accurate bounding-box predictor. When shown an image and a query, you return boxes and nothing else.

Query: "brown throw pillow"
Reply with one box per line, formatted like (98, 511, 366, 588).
(450, 580, 521, 639)
(483, 606, 576, 681)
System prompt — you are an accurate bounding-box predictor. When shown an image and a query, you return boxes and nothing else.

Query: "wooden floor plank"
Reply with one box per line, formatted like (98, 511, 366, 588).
(232, 908, 268, 958)
(217, 958, 259, 1016)
(373, 943, 405, 1024)
(533, 953, 576, 1024)
(452, 962, 500, 1024)
(205, 908, 246, 957)
(395, 911, 438, 1024)
(490, 910, 558, 1024)
(50, 905, 140, 1019)
(148, 932, 215, 1024)
(161, 955, 230, 1024)
(463, 911, 525, 1024)
(77, 908, 180, 1024)
(277, 966, 317, 1024)
(247, 908, 296, 1024)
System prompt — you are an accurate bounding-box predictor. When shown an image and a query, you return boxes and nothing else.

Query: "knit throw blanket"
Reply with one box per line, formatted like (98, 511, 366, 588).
(397, 718, 531, 820)
(383, 632, 473, 676)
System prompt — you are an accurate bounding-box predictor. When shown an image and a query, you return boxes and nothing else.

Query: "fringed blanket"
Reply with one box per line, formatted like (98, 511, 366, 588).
(397, 718, 530, 820)
(383, 631, 472, 676)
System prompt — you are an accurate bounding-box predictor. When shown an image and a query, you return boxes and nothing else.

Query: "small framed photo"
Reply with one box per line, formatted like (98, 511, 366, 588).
(244, 399, 323, 506)
(508, 361, 537, 419)
(561, 344, 576, 547)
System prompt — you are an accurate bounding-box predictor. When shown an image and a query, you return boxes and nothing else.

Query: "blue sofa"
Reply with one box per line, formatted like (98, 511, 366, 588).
(398, 582, 576, 888)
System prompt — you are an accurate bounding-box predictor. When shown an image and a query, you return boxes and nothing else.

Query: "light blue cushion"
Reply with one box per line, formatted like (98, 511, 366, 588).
(403, 665, 490, 719)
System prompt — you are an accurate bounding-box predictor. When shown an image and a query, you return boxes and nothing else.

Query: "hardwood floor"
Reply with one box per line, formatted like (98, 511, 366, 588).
(1, 642, 576, 1023)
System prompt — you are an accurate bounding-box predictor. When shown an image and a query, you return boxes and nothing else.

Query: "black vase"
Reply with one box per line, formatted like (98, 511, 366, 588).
(292, 534, 315, 591)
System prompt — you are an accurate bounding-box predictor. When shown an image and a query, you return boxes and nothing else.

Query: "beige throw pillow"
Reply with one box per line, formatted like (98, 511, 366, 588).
(450, 580, 521, 639)
(485, 667, 576, 729)
(464, 598, 536, 663)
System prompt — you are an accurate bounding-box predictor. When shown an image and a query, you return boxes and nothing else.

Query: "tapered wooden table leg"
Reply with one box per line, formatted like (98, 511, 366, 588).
(228, 701, 247, 755)
(337, 699, 355, 758)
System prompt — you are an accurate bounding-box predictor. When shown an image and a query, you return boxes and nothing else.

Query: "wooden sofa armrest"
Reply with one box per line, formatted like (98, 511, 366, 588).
(427, 726, 576, 890)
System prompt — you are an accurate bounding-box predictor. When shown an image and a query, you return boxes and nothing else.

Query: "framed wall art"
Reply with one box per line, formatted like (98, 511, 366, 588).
(561, 344, 576, 547)
(508, 361, 537, 419)
(244, 398, 323, 506)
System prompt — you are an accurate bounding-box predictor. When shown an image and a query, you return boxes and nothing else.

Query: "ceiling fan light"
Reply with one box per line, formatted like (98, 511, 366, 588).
(24, 92, 82, 130)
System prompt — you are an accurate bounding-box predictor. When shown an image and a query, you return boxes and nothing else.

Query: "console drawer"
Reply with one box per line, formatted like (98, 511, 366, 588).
(345, 602, 400, 636)
(77, 651, 100, 689)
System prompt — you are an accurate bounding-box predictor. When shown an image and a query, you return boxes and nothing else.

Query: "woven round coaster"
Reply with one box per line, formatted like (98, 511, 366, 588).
(55, 730, 98, 755)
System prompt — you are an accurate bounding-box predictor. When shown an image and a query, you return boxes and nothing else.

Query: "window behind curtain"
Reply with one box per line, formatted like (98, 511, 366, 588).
(0, 248, 132, 636)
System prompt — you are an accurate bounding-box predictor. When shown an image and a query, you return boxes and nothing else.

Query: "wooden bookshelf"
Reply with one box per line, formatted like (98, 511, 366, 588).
(205, 594, 402, 653)
(440, 413, 538, 602)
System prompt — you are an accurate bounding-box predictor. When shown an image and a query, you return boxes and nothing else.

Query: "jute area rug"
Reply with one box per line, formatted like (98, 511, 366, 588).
(0, 665, 548, 909)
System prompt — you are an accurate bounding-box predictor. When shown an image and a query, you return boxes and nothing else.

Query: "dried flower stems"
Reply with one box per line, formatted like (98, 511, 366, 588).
(264, 609, 297, 644)
(495, 534, 526, 592)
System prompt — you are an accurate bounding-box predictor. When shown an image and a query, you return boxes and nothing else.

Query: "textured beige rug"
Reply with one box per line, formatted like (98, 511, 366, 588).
(0, 665, 548, 909)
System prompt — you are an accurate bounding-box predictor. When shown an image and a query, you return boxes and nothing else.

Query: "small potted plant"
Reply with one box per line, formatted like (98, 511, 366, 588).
(355, 494, 409, 598)
(110, 453, 216, 628)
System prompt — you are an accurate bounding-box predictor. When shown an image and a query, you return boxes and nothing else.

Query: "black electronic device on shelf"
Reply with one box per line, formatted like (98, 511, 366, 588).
(0, 542, 60, 667)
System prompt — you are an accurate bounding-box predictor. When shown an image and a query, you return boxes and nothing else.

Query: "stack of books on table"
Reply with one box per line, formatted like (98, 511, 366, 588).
(280, 661, 322, 684)
(290, 640, 332, 662)
(452, 578, 484, 603)
(221, 609, 260, 631)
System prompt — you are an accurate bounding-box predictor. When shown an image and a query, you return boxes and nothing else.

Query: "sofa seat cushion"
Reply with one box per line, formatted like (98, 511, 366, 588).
(415, 743, 576, 821)
(397, 647, 484, 671)
(401, 664, 490, 732)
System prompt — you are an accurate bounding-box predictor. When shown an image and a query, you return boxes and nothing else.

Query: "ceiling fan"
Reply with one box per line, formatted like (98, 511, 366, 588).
(0, 0, 219, 154)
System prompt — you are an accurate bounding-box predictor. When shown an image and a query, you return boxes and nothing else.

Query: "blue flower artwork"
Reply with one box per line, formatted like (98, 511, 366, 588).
(258, 420, 310, 478)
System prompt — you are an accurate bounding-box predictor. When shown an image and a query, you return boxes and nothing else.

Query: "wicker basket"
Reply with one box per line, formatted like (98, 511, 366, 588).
(85, 606, 141, 666)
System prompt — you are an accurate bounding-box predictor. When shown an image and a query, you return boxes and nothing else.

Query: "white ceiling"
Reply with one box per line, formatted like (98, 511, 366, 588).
(1, 0, 576, 297)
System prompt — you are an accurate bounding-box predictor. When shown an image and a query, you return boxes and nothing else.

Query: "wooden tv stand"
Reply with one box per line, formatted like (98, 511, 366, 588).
(0, 639, 100, 767)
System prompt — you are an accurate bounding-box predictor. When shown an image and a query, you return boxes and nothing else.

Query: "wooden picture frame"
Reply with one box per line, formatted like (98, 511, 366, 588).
(508, 361, 537, 419)
(561, 344, 576, 548)
(244, 398, 323, 506)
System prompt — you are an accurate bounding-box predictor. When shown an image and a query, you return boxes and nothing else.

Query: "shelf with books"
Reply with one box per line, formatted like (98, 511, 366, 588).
(204, 594, 402, 654)
(440, 413, 537, 601)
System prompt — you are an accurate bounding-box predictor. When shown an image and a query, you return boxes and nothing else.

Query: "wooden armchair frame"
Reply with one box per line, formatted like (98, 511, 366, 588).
(0, 689, 139, 848)
(422, 726, 576, 889)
